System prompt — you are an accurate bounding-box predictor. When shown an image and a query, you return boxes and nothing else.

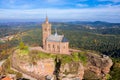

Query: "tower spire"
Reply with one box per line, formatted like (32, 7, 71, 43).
(45, 13, 49, 23)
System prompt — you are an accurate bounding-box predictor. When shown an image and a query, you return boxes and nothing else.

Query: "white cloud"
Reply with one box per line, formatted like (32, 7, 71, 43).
(76, 4, 88, 7)
(9, 0, 15, 4)
(98, 4, 120, 8)
(45, 0, 59, 2)
(98, 0, 120, 2)
(0, 7, 120, 22)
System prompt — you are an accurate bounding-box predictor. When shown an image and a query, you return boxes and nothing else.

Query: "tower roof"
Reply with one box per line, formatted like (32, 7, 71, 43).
(45, 15, 49, 23)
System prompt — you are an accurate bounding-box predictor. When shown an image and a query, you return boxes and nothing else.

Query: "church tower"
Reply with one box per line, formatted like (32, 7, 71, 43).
(42, 15, 51, 49)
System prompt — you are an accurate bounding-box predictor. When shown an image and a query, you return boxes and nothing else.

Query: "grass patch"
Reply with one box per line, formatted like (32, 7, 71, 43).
(58, 54, 72, 64)
(0, 40, 5, 44)
(16, 48, 87, 65)
(29, 50, 87, 65)
(29, 50, 56, 60)
(55, 52, 87, 65)
(16, 49, 29, 56)
(20, 49, 29, 55)
(37, 52, 56, 59)
(17, 40, 29, 56)
(72, 52, 87, 65)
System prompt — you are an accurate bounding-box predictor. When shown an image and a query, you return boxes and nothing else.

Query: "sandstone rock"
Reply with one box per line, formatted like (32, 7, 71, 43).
(11, 51, 55, 80)
(85, 53, 113, 79)
(59, 62, 84, 80)
(11, 50, 113, 80)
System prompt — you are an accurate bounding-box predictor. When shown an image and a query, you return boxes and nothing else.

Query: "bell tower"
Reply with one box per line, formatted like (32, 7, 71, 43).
(42, 15, 51, 49)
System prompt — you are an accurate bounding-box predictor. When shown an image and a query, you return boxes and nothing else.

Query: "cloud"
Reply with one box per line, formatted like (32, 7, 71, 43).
(0, 7, 120, 22)
(9, 0, 15, 4)
(0, 0, 120, 22)
(98, 3, 120, 8)
(2, 0, 16, 4)
(76, 4, 88, 7)
(0, 0, 120, 9)
(45, 0, 59, 3)
(98, 0, 120, 2)
(0, 0, 33, 9)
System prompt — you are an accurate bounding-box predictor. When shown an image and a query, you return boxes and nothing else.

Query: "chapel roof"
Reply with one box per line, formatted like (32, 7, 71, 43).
(47, 34, 68, 42)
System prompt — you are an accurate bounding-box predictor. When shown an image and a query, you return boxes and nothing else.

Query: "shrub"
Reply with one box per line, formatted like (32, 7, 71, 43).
(110, 60, 120, 80)
(19, 41, 28, 50)
(16, 72, 22, 79)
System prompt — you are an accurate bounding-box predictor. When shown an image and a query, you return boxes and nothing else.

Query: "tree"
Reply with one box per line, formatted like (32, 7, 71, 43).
(19, 41, 28, 50)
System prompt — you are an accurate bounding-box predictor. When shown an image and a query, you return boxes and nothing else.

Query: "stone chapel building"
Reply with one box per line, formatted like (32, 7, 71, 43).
(42, 16, 69, 54)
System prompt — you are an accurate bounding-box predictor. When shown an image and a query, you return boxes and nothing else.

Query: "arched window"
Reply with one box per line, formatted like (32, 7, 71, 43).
(53, 45, 54, 48)
(57, 45, 59, 49)
(48, 44, 50, 48)
(53, 45, 55, 52)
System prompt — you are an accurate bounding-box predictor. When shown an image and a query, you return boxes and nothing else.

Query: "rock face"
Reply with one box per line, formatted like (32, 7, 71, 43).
(59, 62, 84, 80)
(11, 51, 55, 80)
(11, 50, 113, 80)
(84, 53, 113, 79)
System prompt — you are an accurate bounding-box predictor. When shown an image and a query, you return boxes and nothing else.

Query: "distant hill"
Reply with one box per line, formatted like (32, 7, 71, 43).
(67, 21, 120, 28)
(0, 21, 120, 37)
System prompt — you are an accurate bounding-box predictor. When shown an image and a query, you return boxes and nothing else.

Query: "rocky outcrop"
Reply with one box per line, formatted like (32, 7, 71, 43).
(84, 53, 113, 79)
(11, 50, 55, 80)
(12, 58, 55, 80)
(11, 50, 113, 80)
(59, 62, 84, 80)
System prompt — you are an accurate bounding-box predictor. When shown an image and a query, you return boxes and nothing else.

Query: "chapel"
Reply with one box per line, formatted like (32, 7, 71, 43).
(42, 16, 69, 54)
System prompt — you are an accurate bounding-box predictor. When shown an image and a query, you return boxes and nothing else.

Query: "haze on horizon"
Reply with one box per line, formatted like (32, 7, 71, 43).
(0, 0, 120, 23)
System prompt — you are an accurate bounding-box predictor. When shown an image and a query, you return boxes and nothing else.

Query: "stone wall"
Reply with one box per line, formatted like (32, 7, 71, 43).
(46, 41, 69, 54)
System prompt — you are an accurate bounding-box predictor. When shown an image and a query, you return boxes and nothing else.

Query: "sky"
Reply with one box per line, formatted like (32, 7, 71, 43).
(0, 0, 120, 22)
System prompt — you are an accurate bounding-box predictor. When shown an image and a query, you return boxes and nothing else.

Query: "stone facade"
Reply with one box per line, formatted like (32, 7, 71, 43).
(42, 16, 69, 54)
(42, 16, 51, 49)
(46, 41, 69, 54)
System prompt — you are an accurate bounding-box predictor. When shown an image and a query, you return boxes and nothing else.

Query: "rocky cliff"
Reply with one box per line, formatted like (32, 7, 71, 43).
(11, 49, 113, 80)
(84, 52, 113, 79)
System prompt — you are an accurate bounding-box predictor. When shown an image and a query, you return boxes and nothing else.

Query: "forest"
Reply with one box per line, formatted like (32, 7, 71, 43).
(0, 21, 120, 58)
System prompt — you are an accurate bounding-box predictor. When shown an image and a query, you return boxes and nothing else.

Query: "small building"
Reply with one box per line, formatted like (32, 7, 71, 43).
(42, 16, 69, 54)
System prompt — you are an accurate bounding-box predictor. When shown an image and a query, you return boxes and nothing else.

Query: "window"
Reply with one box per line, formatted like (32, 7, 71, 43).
(53, 45, 55, 52)
(53, 45, 54, 48)
(48, 44, 50, 48)
(57, 46, 60, 49)
(45, 28, 47, 31)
